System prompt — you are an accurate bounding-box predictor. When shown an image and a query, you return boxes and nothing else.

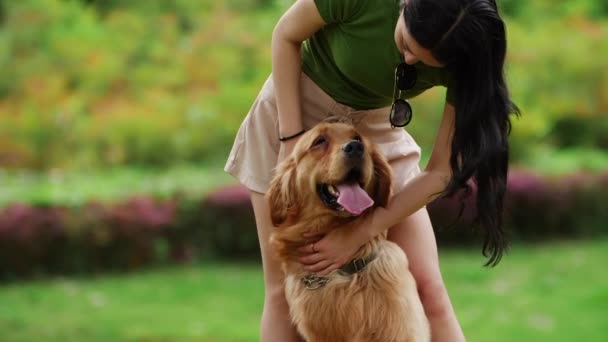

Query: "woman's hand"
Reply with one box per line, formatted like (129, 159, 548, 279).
(297, 214, 378, 276)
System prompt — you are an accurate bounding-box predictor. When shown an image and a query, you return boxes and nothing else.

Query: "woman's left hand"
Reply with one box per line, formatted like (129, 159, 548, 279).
(297, 218, 371, 276)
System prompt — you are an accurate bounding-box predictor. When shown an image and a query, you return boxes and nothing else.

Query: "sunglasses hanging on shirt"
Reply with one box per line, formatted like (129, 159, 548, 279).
(389, 62, 417, 128)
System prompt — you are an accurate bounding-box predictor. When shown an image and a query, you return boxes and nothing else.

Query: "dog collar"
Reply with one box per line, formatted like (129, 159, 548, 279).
(338, 251, 377, 276)
(302, 251, 377, 290)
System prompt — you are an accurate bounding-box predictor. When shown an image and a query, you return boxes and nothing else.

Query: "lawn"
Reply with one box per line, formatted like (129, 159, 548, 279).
(0, 239, 606, 342)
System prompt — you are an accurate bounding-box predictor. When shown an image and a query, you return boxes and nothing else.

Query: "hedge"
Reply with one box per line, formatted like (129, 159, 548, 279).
(0, 170, 606, 280)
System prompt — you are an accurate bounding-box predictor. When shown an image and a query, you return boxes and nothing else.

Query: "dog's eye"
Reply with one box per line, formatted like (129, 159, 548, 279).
(311, 136, 328, 148)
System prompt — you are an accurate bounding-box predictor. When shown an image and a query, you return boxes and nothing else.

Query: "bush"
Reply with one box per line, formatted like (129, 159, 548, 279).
(194, 170, 608, 260)
(202, 185, 260, 259)
(1, 170, 606, 280)
(549, 116, 608, 148)
(0, 187, 258, 280)
(429, 170, 608, 243)
(0, 197, 185, 280)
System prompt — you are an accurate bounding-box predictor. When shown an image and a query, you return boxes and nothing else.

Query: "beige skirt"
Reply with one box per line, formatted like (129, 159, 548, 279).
(224, 73, 422, 194)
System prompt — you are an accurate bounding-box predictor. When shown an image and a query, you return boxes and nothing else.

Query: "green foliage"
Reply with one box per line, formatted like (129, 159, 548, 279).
(505, 18, 608, 162)
(0, 0, 279, 169)
(0, 164, 233, 208)
(523, 146, 608, 175)
(499, 0, 608, 21)
(410, 16, 608, 164)
(549, 116, 608, 148)
(0, 0, 606, 170)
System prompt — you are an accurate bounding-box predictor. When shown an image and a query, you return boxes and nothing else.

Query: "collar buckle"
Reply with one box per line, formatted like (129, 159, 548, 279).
(351, 257, 367, 273)
(339, 251, 377, 275)
(302, 275, 329, 290)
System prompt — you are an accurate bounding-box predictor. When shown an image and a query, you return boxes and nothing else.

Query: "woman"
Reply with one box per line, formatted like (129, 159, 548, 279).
(225, 0, 519, 340)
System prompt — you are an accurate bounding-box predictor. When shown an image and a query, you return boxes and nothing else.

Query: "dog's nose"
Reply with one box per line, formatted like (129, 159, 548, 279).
(342, 140, 364, 159)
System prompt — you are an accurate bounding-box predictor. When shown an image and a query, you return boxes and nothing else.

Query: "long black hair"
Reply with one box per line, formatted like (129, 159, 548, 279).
(403, 0, 520, 266)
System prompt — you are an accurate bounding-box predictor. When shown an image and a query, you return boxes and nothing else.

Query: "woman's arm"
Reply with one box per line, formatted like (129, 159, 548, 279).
(272, 0, 326, 142)
(360, 101, 456, 241)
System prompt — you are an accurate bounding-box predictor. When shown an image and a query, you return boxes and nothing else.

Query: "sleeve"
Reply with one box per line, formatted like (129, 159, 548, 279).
(314, 0, 366, 23)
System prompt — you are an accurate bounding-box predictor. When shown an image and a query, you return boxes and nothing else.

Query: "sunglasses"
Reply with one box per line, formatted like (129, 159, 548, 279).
(389, 62, 417, 128)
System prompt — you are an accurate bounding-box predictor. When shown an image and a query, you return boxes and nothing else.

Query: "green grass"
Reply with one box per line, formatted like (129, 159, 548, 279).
(0, 164, 233, 208)
(445, 240, 608, 341)
(0, 262, 264, 342)
(0, 240, 606, 341)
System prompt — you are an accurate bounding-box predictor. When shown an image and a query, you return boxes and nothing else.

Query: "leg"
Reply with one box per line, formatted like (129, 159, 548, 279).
(250, 191, 302, 342)
(387, 207, 466, 342)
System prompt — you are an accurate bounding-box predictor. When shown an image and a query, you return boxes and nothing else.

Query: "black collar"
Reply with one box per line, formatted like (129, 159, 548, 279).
(302, 251, 377, 290)
(338, 251, 377, 275)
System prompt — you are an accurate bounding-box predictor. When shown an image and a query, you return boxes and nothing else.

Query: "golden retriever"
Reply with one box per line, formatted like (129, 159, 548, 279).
(267, 122, 430, 342)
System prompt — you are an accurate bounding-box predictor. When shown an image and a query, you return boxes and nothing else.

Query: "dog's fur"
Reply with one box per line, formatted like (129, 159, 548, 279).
(267, 122, 430, 342)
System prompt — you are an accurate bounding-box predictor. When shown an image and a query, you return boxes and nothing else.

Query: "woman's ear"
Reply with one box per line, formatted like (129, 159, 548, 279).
(371, 148, 393, 208)
(266, 158, 299, 227)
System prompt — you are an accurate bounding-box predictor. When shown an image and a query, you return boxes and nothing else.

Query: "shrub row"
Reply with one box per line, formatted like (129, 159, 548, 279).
(429, 170, 608, 244)
(0, 170, 606, 280)
(0, 197, 186, 280)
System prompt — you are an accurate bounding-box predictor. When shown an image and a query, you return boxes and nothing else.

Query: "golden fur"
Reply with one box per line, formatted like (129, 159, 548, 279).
(267, 122, 430, 342)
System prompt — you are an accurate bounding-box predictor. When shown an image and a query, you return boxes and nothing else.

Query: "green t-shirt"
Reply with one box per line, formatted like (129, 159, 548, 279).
(302, 0, 453, 110)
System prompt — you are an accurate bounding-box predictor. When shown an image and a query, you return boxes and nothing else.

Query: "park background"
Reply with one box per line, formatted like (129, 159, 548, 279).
(0, 0, 607, 340)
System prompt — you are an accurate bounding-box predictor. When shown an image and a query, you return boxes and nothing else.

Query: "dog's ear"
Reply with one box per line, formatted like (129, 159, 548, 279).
(266, 158, 299, 226)
(371, 148, 393, 208)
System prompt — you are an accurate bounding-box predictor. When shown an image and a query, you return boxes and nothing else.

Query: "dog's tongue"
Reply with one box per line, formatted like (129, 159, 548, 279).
(336, 183, 374, 216)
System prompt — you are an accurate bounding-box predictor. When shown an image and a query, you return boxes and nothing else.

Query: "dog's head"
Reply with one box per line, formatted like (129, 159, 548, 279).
(267, 122, 392, 227)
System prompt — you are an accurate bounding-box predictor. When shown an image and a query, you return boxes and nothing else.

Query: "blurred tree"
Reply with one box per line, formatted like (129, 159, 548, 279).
(0, 0, 5, 25)
(0, 0, 606, 170)
(499, 0, 608, 21)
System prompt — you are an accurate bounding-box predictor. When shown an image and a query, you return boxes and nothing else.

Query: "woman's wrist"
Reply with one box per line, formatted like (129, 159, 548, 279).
(279, 129, 306, 142)
(355, 210, 387, 245)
